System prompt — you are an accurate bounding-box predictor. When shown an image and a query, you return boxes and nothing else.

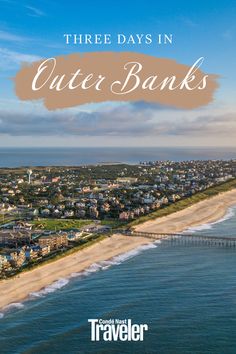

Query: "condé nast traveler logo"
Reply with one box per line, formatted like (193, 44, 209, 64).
(88, 318, 148, 342)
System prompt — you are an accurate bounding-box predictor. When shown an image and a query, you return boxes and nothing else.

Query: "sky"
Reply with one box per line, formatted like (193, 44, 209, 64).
(0, 0, 235, 147)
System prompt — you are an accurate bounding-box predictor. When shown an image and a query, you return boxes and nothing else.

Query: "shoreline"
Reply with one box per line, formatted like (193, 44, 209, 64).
(135, 189, 236, 234)
(0, 188, 236, 311)
(0, 235, 152, 311)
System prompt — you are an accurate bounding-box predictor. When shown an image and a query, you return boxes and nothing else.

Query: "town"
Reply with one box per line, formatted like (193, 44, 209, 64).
(0, 159, 235, 277)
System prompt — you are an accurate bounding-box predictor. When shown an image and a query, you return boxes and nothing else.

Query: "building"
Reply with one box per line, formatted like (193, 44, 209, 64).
(1, 249, 26, 268)
(38, 233, 68, 250)
(0, 254, 11, 272)
(0, 231, 32, 247)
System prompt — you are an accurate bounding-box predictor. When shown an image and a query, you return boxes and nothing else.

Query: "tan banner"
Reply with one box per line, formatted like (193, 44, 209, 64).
(14, 52, 218, 110)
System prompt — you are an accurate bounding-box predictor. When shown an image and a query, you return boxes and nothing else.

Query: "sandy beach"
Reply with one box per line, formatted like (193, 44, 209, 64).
(0, 235, 151, 310)
(135, 189, 236, 234)
(0, 188, 236, 310)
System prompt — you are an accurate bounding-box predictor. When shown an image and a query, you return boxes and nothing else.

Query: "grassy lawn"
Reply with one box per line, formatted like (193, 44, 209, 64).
(31, 218, 92, 231)
(100, 219, 125, 228)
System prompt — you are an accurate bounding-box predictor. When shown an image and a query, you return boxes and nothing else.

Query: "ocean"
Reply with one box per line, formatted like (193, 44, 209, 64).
(1, 206, 236, 354)
(0, 147, 235, 167)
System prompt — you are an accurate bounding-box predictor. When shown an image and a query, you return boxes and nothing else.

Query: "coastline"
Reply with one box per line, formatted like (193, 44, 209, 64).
(135, 189, 236, 234)
(0, 188, 235, 311)
(0, 235, 151, 310)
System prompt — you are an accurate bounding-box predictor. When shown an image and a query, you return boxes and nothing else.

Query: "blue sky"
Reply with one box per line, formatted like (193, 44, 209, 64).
(0, 0, 235, 146)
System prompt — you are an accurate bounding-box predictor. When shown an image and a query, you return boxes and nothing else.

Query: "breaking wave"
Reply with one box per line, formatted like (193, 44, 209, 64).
(185, 206, 236, 233)
(1, 241, 158, 315)
(31, 243, 158, 293)
(71, 243, 158, 276)
(0, 302, 25, 318)
(30, 278, 69, 298)
(110, 243, 157, 265)
(3, 303, 25, 311)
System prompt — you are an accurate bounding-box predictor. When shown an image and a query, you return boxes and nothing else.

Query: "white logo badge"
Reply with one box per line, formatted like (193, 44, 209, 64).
(88, 318, 148, 342)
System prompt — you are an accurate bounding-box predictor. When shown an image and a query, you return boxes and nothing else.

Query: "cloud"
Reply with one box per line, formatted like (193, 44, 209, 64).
(167, 113, 236, 136)
(0, 103, 235, 140)
(130, 101, 179, 111)
(0, 48, 41, 69)
(25, 5, 45, 17)
(0, 30, 28, 42)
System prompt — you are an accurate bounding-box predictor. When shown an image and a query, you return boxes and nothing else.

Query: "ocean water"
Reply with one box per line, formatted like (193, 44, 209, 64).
(1, 207, 236, 354)
(0, 146, 235, 167)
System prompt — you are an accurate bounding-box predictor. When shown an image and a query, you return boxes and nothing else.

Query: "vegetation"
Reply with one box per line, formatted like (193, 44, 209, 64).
(31, 218, 92, 230)
(1, 175, 236, 278)
(30, 218, 125, 231)
(128, 178, 236, 228)
(100, 219, 125, 228)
